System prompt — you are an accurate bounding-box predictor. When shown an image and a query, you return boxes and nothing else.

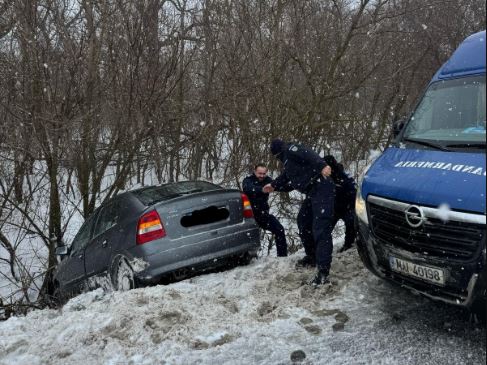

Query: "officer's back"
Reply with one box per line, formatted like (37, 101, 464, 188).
(272, 142, 328, 194)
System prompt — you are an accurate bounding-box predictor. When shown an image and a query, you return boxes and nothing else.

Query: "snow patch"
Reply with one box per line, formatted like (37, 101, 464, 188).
(437, 203, 451, 222)
(0, 250, 484, 364)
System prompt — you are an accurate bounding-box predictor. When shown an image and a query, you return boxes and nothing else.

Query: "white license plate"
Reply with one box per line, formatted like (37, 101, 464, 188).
(389, 256, 445, 286)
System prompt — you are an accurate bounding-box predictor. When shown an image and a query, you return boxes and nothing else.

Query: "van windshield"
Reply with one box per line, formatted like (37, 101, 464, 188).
(403, 75, 486, 149)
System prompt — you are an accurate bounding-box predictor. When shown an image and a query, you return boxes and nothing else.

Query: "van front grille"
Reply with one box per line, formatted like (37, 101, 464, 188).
(368, 202, 484, 261)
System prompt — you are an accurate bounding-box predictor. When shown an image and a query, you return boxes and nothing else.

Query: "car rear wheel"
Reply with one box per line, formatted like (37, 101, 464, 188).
(111, 257, 135, 291)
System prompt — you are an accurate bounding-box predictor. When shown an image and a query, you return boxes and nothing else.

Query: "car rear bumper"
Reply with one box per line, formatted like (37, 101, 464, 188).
(132, 224, 260, 282)
(357, 219, 487, 307)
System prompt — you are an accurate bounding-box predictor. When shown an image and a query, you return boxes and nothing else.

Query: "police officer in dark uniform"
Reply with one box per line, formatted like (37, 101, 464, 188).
(324, 155, 357, 253)
(264, 139, 335, 286)
(242, 164, 288, 257)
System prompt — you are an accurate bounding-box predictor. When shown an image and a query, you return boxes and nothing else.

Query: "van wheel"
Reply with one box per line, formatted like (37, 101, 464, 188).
(471, 297, 486, 325)
(111, 258, 135, 291)
(356, 233, 382, 277)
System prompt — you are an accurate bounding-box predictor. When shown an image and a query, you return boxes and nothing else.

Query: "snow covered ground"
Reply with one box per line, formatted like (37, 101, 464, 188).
(0, 245, 485, 365)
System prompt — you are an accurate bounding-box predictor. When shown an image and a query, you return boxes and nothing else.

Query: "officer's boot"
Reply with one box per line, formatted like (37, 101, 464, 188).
(295, 255, 316, 269)
(338, 242, 354, 253)
(310, 268, 330, 287)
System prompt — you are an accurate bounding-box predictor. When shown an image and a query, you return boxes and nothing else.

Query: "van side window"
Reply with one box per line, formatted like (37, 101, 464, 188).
(93, 201, 121, 237)
(70, 216, 96, 253)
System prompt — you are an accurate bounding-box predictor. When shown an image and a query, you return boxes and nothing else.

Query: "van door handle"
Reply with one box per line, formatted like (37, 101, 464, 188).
(102, 239, 108, 248)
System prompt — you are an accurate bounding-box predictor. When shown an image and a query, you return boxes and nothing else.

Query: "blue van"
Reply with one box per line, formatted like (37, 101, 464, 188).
(356, 31, 486, 312)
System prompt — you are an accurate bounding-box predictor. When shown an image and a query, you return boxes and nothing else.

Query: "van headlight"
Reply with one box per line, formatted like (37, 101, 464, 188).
(355, 156, 377, 226)
(355, 182, 369, 225)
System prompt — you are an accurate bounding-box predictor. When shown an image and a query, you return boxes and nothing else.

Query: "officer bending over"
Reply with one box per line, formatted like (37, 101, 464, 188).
(264, 139, 335, 286)
(242, 164, 288, 257)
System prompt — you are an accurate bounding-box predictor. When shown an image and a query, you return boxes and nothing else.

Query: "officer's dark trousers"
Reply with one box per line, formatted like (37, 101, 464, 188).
(255, 213, 288, 257)
(297, 177, 335, 272)
(333, 208, 356, 248)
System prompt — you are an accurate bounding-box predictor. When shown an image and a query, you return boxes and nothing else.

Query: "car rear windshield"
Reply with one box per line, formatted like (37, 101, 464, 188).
(132, 181, 223, 206)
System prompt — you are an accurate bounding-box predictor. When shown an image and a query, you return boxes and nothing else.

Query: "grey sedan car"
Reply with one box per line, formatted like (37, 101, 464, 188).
(53, 181, 260, 300)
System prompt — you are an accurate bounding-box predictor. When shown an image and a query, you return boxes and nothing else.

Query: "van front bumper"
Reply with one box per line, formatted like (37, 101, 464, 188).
(357, 218, 486, 307)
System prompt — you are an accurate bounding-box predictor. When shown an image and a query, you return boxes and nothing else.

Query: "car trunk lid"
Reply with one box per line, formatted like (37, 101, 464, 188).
(153, 190, 246, 239)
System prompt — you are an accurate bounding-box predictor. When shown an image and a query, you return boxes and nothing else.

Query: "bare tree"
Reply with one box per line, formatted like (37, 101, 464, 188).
(0, 0, 484, 313)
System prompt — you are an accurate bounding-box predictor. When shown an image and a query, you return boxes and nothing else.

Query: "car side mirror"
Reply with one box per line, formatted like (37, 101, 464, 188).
(55, 245, 69, 256)
(392, 118, 407, 138)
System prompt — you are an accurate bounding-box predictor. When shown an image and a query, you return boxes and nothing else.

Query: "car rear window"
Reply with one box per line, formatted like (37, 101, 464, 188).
(132, 181, 222, 206)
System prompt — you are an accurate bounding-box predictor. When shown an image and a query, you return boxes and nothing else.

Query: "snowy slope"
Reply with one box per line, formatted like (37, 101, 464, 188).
(0, 247, 485, 365)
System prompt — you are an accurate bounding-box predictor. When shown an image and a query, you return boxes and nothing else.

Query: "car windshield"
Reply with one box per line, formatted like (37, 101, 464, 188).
(402, 75, 486, 149)
(133, 181, 222, 205)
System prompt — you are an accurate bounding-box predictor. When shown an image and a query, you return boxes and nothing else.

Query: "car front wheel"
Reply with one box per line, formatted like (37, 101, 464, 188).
(52, 283, 67, 306)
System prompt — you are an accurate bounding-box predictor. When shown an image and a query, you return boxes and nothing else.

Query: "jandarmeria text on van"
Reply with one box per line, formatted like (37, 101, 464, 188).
(394, 161, 486, 176)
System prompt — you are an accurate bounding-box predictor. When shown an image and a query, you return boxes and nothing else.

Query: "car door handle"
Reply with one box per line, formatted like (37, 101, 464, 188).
(78, 254, 84, 260)
(102, 239, 108, 248)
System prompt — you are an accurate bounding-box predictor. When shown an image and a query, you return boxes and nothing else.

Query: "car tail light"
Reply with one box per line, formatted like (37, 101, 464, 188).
(137, 210, 166, 245)
(241, 193, 254, 218)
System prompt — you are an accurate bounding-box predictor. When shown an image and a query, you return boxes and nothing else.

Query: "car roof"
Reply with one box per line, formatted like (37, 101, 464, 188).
(432, 30, 486, 82)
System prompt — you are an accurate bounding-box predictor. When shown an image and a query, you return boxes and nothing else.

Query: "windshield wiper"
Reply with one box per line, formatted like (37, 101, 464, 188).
(402, 138, 451, 152)
(446, 143, 486, 149)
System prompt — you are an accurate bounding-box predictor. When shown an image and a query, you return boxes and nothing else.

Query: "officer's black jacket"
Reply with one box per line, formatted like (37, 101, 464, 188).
(331, 165, 357, 211)
(242, 175, 273, 216)
(271, 143, 328, 194)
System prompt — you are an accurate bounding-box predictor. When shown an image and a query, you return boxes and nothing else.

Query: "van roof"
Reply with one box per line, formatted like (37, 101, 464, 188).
(432, 30, 486, 82)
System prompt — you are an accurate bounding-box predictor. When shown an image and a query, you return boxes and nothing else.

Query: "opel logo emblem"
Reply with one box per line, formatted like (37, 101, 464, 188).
(405, 205, 427, 228)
